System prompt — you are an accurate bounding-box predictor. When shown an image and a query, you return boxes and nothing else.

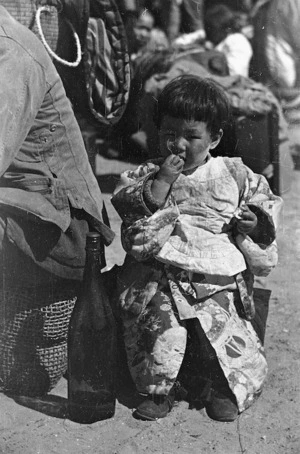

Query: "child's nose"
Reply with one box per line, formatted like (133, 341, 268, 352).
(167, 136, 187, 154)
(175, 137, 187, 152)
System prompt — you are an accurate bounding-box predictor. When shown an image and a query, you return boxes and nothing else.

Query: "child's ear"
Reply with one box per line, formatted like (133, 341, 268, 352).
(210, 129, 223, 150)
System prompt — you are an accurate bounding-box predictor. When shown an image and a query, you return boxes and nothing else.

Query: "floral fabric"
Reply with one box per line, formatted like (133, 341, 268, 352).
(121, 279, 267, 412)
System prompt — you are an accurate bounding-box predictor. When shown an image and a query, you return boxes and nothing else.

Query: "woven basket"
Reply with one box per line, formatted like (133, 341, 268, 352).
(1, 0, 59, 53)
(0, 287, 76, 396)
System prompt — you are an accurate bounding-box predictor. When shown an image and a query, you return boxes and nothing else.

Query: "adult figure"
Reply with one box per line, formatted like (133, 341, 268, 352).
(250, 0, 300, 167)
(0, 5, 114, 396)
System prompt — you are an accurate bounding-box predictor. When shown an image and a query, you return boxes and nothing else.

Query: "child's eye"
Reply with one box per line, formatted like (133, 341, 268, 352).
(187, 135, 201, 140)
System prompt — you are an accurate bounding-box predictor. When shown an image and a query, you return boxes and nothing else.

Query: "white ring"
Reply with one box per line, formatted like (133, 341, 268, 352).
(35, 5, 82, 68)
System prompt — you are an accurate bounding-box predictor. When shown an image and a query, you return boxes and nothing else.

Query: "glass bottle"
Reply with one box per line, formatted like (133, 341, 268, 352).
(68, 232, 117, 423)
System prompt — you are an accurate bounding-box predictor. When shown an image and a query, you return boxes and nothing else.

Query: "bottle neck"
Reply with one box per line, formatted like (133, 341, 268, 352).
(84, 249, 102, 274)
(85, 233, 105, 270)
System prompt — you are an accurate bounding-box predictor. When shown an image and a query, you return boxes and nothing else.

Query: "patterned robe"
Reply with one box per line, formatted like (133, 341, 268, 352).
(111, 156, 283, 412)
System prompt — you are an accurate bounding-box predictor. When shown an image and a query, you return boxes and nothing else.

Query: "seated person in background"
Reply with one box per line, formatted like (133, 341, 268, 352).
(126, 7, 168, 69)
(111, 76, 282, 422)
(204, 4, 253, 77)
(145, 0, 206, 48)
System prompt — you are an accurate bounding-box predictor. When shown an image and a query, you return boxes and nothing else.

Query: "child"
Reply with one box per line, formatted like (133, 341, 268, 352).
(204, 4, 253, 77)
(126, 8, 168, 68)
(111, 75, 282, 422)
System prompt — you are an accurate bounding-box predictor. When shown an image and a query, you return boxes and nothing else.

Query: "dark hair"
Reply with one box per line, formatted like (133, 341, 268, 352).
(205, 5, 235, 37)
(154, 75, 230, 137)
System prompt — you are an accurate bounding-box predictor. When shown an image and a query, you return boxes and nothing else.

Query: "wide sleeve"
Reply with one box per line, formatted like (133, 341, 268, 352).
(235, 161, 283, 276)
(111, 167, 180, 261)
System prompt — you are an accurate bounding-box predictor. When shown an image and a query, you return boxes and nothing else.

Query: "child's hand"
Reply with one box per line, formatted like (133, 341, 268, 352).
(235, 205, 258, 235)
(128, 162, 158, 179)
(156, 154, 184, 185)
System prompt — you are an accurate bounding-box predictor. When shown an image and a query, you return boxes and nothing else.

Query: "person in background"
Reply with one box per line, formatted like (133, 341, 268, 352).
(204, 4, 253, 77)
(128, 7, 168, 68)
(250, 0, 300, 168)
(0, 5, 114, 396)
(131, 8, 155, 56)
(111, 75, 282, 422)
(148, 0, 206, 48)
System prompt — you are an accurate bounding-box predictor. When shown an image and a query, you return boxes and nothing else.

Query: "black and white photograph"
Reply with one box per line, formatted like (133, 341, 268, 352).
(0, 1, 298, 453)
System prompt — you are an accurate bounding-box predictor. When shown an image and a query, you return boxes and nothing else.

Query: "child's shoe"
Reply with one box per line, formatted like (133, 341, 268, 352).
(133, 391, 175, 421)
(205, 388, 238, 422)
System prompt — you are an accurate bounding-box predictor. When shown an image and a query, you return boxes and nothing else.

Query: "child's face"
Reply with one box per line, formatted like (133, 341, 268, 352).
(159, 115, 222, 171)
(133, 12, 154, 50)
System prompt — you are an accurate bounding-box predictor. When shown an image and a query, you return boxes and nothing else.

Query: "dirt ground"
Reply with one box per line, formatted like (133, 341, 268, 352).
(0, 155, 299, 454)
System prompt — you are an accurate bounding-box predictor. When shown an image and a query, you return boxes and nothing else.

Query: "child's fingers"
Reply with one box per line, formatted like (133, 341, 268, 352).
(145, 162, 157, 172)
(164, 154, 176, 165)
(238, 220, 253, 229)
(241, 207, 257, 221)
(236, 219, 257, 234)
(170, 155, 184, 170)
(163, 156, 184, 173)
(136, 163, 157, 177)
(167, 154, 182, 165)
(241, 211, 254, 221)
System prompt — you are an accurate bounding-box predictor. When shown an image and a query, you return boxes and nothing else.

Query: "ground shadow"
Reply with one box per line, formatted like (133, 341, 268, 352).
(8, 379, 142, 422)
(252, 288, 271, 345)
(8, 393, 68, 419)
